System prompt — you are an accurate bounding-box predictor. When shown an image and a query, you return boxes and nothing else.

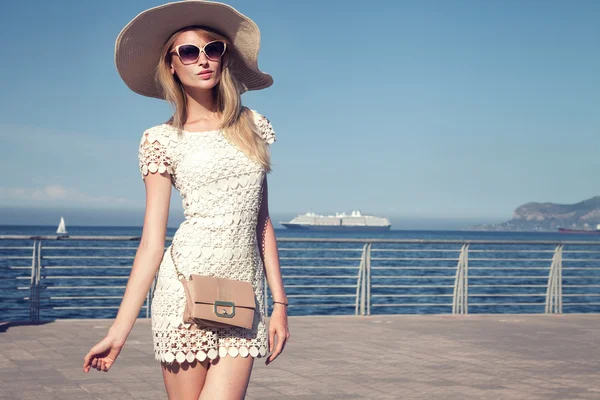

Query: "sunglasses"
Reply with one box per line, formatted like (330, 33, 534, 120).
(170, 41, 227, 65)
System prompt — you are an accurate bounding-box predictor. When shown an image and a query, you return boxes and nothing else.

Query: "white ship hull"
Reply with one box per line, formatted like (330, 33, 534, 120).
(281, 210, 392, 232)
(281, 223, 391, 232)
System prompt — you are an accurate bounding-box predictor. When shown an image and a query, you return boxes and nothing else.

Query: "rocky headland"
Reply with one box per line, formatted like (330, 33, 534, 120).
(470, 196, 600, 231)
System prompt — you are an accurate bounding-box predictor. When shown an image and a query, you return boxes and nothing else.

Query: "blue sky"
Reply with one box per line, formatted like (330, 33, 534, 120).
(1, 0, 599, 228)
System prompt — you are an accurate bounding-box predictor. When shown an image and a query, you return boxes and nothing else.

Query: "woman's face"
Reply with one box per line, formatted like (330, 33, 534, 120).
(169, 30, 224, 92)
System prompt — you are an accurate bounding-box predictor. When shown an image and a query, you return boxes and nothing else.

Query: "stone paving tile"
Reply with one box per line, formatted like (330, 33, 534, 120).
(1, 315, 599, 399)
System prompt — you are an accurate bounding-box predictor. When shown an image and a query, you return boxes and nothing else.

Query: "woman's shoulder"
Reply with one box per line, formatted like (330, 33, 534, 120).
(248, 108, 276, 145)
(248, 108, 271, 125)
(139, 122, 178, 146)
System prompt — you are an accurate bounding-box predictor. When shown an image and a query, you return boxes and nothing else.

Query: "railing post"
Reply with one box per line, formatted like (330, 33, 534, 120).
(452, 244, 469, 314)
(545, 244, 563, 314)
(28, 240, 43, 323)
(558, 245, 563, 314)
(366, 243, 372, 316)
(29, 240, 37, 322)
(359, 244, 368, 316)
(464, 243, 469, 315)
(354, 250, 362, 316)
(36, 240, 42, 322)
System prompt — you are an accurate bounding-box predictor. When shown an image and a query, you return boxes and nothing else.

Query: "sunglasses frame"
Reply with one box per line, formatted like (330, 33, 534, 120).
(170, 41, 227, 65)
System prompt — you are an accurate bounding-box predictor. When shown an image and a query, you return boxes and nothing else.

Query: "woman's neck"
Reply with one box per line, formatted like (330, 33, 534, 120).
(184, 89, 221, 129)
(186, 88, 217, 116)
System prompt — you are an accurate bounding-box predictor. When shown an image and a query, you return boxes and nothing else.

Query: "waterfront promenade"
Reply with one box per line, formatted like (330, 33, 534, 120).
(1, 314, 599, 399)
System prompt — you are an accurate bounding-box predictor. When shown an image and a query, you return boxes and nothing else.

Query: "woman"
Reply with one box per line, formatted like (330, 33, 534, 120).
(82, 1, 289, 399)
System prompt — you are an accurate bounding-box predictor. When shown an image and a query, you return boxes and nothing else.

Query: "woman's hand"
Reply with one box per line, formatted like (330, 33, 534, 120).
(265, 303, 290, 365)
(82, 334, 125, 373)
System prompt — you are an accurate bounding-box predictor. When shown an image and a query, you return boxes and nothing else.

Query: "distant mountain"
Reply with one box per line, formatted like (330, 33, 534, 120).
(470, 196, 600, 232)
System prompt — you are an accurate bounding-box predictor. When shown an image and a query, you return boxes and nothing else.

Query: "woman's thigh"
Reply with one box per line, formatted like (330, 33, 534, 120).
(162, 359, 210, 400)
(199, 356, 255, 400)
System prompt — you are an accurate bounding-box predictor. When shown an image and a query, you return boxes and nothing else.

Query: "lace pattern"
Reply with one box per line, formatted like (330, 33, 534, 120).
(253, 110, 276, 144)
(142, 109, 275, 364)
(138, 129, 174, 179)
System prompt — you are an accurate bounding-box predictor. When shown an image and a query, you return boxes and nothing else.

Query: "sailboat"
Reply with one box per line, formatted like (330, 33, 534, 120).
(56, 216, 68, 236)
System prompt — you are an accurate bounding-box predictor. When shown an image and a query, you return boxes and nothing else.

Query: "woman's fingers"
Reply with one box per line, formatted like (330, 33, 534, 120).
(83, 352, 93, 372)
(268, 327, 275, 353)
(278, 328, 288, 354)
(273, 328, 285, 358)
(266, 326, 288, 365)
(83, 356, 113, 373)
(83, 336, 122, 373)
(84, 343, 103, 371)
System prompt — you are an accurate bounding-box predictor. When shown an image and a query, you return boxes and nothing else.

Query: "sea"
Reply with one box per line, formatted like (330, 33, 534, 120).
(1, 225, 600, 321)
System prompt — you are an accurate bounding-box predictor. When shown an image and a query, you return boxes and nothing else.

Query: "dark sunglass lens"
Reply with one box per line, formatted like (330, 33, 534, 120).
(178, 45, 200, 63)
(205, 42, 225, 60)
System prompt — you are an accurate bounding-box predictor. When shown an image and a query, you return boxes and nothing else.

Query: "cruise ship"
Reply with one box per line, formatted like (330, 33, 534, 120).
(280, 210, 392, 232)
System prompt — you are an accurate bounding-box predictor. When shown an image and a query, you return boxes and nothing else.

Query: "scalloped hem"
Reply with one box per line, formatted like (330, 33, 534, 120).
(155, 346, 268, 364)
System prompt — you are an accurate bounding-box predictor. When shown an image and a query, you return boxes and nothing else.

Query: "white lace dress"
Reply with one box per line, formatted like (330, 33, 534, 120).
(137, 109, 275, 364)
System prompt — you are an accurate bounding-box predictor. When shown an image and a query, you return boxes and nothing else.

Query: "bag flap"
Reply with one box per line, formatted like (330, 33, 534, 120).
(187, 275, 256, 309)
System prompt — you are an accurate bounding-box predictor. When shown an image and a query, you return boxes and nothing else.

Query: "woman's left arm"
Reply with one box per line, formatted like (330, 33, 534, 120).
(257, 175, 290, 365)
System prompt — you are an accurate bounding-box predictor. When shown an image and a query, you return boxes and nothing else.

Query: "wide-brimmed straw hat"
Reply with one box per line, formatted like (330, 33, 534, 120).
(115, 0, 273, 99)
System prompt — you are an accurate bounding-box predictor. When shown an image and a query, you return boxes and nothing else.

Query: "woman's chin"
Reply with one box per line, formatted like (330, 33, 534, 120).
(182, 80, 219, 93)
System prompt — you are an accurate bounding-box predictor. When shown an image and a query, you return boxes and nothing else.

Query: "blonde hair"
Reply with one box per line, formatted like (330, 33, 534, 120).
(155, 26, 271, 172)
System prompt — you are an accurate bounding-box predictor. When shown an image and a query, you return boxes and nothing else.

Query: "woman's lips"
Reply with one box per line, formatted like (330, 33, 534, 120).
(198, 71, 213, 79)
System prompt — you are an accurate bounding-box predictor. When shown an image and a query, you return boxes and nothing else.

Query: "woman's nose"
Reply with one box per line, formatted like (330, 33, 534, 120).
(197, 51, 209, 66)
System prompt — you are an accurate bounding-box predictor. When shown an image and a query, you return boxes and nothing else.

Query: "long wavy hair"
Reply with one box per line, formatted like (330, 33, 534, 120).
(155, 26, 271, 172)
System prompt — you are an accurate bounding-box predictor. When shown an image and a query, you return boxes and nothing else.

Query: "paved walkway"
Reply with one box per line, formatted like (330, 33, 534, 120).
(1, 314, 599, 399)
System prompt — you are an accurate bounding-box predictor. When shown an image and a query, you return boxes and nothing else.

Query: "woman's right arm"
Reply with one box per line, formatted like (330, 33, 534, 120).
(107, 168, 172, 344)
(83, 135, 172, 372)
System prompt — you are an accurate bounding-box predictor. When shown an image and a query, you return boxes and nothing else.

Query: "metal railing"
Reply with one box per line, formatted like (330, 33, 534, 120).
(1, 235, 600, 321)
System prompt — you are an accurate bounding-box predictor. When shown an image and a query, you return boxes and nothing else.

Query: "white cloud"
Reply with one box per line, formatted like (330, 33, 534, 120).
(33, 185, 68, 200)
(1, 123, 144, 211)
(0, 185, 138, 208)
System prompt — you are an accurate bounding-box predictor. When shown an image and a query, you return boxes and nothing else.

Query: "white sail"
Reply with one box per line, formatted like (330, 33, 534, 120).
(56, 216, 68, 234)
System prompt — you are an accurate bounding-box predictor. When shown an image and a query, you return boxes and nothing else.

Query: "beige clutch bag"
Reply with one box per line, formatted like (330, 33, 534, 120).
(170, 245, 256, 329)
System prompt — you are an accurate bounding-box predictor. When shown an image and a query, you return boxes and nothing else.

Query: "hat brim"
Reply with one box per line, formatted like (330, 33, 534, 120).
(115, 0, 273, 99)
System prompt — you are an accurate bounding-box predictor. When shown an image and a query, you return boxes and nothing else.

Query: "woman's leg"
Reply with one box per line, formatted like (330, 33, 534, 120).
(161, 359, 210, 400)
(199, 356, 255, 400)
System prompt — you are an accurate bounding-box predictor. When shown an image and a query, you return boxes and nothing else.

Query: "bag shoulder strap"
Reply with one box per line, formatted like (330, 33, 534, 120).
(169, 244, 186, 280)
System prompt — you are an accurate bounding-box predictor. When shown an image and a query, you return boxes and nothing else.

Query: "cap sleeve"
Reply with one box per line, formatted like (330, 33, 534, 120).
(138, 128, 173, 179)
(252, 110, 276, 145)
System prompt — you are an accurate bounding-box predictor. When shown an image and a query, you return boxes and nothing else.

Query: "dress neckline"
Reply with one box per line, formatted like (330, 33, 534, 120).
(163, 123, 221, 134)
(182, 128, 221, 134)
